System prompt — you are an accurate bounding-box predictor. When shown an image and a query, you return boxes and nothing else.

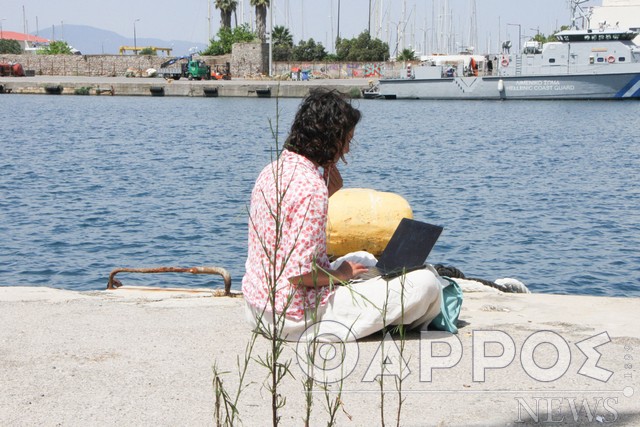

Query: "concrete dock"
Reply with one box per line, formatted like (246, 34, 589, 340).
(1, 286, 638, 426)
(0, 75, 372, 98)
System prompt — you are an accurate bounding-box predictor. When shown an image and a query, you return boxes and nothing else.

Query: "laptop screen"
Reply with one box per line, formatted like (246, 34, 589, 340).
(376, 218, 443, 272)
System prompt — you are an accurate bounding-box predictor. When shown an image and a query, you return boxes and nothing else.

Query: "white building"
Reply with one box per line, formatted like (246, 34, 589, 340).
(590, 0, 640, 41)
(0, 31, 49, 53)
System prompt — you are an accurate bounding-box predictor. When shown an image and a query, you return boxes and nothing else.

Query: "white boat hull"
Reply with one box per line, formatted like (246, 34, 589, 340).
(377, 73, 640, 100)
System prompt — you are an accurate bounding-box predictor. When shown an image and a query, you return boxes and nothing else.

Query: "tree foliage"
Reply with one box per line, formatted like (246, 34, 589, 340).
(272, 25, 293, 47)
(292, 38, 327, 61)
(272, 25, 294, 61)
(139, 47, 157, 55)
(532, 25, 571, 44)
(215, 0, 238, 29)
(396, 48, 416, 61)
(201, 23, 256, 56)
(0, 39, 22, 54)
(335, 32, 389, 61)
(38, 40, 73, 55)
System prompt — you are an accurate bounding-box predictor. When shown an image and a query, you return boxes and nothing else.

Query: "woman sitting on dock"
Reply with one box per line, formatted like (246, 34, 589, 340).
(242, 89, 443, 342)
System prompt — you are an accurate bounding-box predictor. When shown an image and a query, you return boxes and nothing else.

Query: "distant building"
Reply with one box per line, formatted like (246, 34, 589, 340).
(0, 31, 50, 53)
(590, 0, 640, 42)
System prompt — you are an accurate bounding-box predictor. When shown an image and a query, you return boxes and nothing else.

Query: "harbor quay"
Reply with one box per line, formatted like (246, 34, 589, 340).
(0, 75, 373, 98)
(1, 286, 639, 426)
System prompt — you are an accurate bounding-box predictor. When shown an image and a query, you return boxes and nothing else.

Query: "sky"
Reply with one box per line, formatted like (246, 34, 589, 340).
(1, 0, 601, 55)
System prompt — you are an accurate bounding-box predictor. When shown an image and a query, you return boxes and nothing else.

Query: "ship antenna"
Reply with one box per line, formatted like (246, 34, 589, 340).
(570, 0, 592, 30)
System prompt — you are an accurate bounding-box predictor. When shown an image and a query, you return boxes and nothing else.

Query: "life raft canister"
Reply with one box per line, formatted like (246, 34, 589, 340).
(607, 55, 616, 63)
(501, 56, 509, 67)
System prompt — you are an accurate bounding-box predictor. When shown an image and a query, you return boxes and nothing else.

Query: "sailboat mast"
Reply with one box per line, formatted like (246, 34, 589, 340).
(368, 0, 371, 34)
(401, 0, 406, 51)
(469, 0, 477, 52)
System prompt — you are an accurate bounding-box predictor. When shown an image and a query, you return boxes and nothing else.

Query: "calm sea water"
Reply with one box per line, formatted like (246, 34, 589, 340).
(1, 94, 639, 297)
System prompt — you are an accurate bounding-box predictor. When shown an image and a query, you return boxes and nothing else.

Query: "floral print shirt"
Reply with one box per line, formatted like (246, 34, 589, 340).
(242, 150, 333, 319)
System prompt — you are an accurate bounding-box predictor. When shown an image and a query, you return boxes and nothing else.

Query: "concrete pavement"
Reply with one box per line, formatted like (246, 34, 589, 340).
(1, 286, 638, 426)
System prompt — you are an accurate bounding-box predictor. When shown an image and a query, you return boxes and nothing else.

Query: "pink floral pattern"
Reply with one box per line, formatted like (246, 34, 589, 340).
(242, 150, 332, 319)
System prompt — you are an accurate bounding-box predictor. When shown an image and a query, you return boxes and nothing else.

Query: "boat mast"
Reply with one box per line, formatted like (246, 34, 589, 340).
(368, 0, 371, 34)
(401, 0, 406, 52)
(468, 0, 477, 52)
(571, 0, 592, 30)
(207, 0, 211, 41)
(433, 0, 438, 53)
(448, 1, 453, 53)
(375, 0, 382, 39)
(23, 5, 28, 36)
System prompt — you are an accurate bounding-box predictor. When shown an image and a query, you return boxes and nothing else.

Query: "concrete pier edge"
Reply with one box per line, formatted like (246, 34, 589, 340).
(1, 285, 638, 426)
(0, 75, 372, 98)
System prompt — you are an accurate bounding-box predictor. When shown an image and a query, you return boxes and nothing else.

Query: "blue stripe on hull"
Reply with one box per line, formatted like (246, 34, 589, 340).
(615, 75, 640, 98)
(379, 73, 640, 99)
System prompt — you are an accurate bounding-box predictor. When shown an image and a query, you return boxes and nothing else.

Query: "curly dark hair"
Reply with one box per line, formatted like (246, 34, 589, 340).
(284, 89, 361, 167)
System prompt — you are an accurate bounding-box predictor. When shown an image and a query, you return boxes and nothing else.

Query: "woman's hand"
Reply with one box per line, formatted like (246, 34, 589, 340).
(289, 261, 369, 288)
(323, 165, 343, 197)
(334, 261, 369, 282)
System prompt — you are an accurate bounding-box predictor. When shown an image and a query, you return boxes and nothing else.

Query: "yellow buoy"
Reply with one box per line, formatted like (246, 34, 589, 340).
(327, 188, 413, 257)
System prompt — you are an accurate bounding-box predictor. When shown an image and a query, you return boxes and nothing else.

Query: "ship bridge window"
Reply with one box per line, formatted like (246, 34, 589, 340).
(549, 58, 556, 63)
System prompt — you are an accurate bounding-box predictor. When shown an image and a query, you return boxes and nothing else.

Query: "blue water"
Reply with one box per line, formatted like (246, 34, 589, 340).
(1, 95, 639, 296)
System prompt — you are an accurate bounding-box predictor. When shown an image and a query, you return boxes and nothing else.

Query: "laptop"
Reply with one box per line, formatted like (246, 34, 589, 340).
(354, 218, 443, 281)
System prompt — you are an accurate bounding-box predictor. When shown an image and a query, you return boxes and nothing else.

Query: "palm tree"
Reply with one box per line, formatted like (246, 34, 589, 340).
(250, 0, 270, 42)
(272, 25, 293, 47)
(272, 25, 293, 61)
(397, 48, 416, 61)
(215, 0, 238, 30)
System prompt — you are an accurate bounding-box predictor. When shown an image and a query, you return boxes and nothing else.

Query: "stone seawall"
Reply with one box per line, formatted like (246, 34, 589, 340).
(0, 54, 234, 77)
(0, 53, 406, 80)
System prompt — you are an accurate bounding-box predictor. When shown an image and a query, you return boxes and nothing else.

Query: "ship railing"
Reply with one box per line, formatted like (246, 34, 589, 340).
(497, 61, 636, 77)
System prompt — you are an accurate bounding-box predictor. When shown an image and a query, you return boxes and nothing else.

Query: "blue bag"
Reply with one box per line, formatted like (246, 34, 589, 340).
(429, 277, 463, 334)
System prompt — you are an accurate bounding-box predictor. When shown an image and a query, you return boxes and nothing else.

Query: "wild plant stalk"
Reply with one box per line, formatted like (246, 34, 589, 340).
(303, 269, 349, 427)
(249, 89, 316, 426)
(258, 97, 291, 426)
(377, 272, 409, 427)
(212, 363, 235, 426)
(213, 367, 223, 426)
(302, 371, 315, 427)
(231, 320, 261, 423)
(302, 263, 321, 427)
(378, 281, 391, 427)
(322, 356, 349, 426)
(211, 296, 264, 426)
(394, 274, 408, 427)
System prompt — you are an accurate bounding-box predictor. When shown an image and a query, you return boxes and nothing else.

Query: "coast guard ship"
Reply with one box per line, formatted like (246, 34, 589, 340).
(372, 1, 640, 100)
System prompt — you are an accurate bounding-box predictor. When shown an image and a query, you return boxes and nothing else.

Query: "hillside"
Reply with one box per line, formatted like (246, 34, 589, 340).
(34, 24, 205, 56)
